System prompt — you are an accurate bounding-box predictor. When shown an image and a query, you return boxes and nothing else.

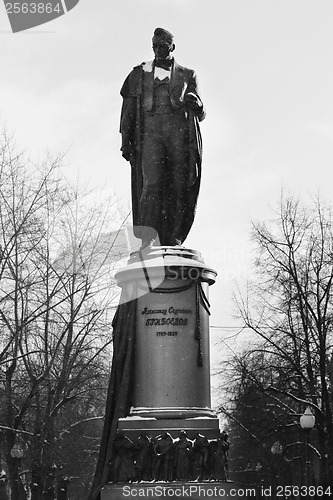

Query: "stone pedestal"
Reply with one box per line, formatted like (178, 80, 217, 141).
(108, 247, 224, 485)
(115, 247, 217, 420)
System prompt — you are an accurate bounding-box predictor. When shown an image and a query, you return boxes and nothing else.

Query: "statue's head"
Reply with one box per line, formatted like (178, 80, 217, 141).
(152, 27, 175, 62)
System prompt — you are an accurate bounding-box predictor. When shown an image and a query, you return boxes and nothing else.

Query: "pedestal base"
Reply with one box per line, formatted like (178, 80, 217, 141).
(101, 482, 258, 500)
(118, 416, 220, 440)
(129, 407, 217, 419)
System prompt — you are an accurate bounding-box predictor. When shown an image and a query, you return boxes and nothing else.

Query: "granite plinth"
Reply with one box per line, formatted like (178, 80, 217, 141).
(115, 247, 217, 421)
(105, 247, 223, 487)
(115, 247, 217, 289)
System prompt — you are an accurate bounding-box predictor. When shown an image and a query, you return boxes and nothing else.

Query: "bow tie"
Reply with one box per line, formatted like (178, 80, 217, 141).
(154, 59, 173, 71)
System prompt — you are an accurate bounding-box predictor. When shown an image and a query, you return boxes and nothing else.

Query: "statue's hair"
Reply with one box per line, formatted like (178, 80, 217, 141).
(153, 27, 174, 43)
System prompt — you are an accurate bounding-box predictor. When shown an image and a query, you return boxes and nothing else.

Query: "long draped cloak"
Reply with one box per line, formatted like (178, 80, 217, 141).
(119, 61, 203, 243)
(88, 298, 137, 500)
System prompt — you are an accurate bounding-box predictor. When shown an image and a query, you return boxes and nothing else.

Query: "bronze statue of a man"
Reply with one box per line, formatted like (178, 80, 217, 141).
(120, 27, 205, 248)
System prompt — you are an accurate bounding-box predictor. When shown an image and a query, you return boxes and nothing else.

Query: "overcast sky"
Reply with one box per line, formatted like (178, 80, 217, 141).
(1, 0, 333, 359)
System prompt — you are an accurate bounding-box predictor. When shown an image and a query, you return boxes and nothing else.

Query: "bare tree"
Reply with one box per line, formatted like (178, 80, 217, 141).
(0, 131, 128, 499)
(222, 195, 333, 487)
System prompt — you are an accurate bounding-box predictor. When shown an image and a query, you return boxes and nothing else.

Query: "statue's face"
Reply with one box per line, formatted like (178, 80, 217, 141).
(152, 39, 174, 62)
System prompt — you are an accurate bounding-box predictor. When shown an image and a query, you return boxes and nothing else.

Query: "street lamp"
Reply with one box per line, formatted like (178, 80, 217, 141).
(10, 443, 24, 460)
(10, 441, 25, 500)
(300, 407, 315, 490)
(271, 441, 283, 456)
(271, 441, 283, 487)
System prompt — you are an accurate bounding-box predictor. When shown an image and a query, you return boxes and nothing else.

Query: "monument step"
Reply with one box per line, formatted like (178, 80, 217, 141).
(118, 416, 220, 440)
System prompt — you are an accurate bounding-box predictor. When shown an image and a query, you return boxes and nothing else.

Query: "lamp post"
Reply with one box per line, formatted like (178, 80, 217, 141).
(10, 442, 25, 500)
(271, 441, 283, 489)
(300, 407, 315, 491)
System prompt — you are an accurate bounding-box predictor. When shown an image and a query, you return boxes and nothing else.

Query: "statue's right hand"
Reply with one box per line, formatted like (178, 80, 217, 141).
(121, 144, 134, 162)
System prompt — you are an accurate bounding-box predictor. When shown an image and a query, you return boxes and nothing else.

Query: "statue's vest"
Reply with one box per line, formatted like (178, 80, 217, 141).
(141, 62, 191, 114)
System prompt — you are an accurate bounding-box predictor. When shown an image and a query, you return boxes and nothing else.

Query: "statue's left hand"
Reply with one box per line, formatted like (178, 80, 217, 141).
(184, 92, 203, 111)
